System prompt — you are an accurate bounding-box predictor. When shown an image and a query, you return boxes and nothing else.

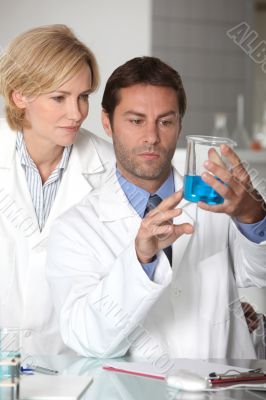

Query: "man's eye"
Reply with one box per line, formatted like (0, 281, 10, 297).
(159, 119, 173, 127)
(130, 119, 143, 125)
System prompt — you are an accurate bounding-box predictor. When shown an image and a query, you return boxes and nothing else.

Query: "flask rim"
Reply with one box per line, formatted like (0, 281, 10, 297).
(186, 135, 237, 147)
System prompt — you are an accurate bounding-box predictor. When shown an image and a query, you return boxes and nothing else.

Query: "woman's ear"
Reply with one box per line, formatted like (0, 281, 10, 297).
(101, 110, 113, 138)
(11, 91, 27, 109)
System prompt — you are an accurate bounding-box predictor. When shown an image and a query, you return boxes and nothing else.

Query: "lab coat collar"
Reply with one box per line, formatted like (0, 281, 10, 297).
(0, 118, 17, 168)
(98, 164, 138, 222)
(98, 158, 196, 225)
(29, 134, 107, 248)
(75, 129, 107, 175)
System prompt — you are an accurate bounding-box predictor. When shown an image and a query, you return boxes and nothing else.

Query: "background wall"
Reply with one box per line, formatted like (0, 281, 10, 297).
(0, 0, 152, 139)
(253, 1, 266, 130)
(152, 0, 254, 147)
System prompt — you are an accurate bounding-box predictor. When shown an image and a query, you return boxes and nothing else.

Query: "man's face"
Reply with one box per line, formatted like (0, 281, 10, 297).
(102, 84, 181, 188)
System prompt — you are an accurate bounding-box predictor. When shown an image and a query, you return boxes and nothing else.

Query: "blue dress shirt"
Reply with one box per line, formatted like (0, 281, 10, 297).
(116, 169, 266, 280)
(116, 169, 174, 279)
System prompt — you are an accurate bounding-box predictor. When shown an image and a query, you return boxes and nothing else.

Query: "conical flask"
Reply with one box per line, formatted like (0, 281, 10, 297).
(212, 113, 229, 138)
(232, 94, 250, 148)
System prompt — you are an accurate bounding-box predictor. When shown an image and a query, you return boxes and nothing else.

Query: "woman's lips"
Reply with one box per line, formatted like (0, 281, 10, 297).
(59, 126, 79, 133)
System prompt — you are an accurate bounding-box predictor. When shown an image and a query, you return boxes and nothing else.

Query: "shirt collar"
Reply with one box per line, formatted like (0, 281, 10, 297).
(57, 144, 72, 170)
(116, 168, 175, 218)
(16, 131, 36, 169)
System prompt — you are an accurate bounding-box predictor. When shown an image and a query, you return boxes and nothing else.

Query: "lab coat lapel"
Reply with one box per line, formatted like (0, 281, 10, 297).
(0, 125, 40, 241)
(98, 166, 138, 221)
(98, 166, 142, 239)
(30, 137, 106, 248)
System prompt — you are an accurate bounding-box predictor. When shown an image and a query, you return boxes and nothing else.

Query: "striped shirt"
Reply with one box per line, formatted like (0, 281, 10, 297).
(16, 132, 72, 230)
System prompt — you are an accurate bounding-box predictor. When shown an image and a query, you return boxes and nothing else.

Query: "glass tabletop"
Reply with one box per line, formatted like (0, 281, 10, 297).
(21, 356, 266, 400)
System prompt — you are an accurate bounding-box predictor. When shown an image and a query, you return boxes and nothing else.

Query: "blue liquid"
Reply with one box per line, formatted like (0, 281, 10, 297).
(184, 175, 224, 205)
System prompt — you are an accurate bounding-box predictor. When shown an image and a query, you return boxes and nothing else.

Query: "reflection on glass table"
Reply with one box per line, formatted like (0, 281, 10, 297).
(19, 356, 266, 400)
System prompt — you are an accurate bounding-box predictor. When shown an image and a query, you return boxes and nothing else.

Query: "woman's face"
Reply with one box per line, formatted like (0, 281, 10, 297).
(13, 63, 92, 147)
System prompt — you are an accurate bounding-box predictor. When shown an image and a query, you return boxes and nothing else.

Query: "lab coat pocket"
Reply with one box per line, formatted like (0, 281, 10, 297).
(197, 246, 231, 324)
(0, 239, 16, 308)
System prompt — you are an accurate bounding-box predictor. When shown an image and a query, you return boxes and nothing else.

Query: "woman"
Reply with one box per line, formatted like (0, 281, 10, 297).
(0, 24, 113, 355)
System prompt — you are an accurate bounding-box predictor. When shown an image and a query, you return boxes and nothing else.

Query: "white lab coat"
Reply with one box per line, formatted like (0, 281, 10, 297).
(47, 152, 266, 361)
(0, 117, 114, 356)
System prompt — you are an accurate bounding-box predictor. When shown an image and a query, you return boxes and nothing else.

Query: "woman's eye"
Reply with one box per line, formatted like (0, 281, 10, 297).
(52, 96, 64, 103)
(80, 94, 89, 101)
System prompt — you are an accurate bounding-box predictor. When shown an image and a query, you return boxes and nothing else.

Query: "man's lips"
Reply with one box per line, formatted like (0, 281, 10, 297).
(138, 152, 160, 160)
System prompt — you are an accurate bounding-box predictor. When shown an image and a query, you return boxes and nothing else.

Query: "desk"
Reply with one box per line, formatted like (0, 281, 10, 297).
(25, 356, 266, 399)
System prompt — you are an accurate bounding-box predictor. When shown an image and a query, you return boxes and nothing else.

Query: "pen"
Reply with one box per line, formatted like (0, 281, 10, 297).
(20, 367, 34, 375)
(21, 364, 59, 375)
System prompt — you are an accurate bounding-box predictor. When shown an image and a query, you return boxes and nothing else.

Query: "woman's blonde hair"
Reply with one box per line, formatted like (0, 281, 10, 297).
(0, 24, 99, 131)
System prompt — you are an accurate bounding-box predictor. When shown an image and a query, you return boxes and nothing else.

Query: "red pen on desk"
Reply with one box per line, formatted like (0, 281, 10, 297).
(103, 365, 165, 380)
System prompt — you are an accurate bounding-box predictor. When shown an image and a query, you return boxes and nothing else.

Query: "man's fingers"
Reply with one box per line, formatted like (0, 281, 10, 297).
(173, 222, 194, 236)
(151, 224, 173, 239)
(201, 172, 232, 197)
(197, 200, 224, 213)
(201, 164, 251, 202)
(203, 160, 231, 185)
(146, 208, 182, 226)
(149, 220, 193, 239)
(221, 144, 241, 166)
(208, 147, 226, 168)
(148, 190, 183, 215)
(221, 145, 250, 184)
(241, 302, 259, 333)
(207, 145, 251, 187)
(153, 222, 194, 249)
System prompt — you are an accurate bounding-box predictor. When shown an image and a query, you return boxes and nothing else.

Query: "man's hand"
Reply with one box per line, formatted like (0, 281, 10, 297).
(241, 302, 259, 333)
(198, 144, 266, 223)
(135, 190, 194, 263)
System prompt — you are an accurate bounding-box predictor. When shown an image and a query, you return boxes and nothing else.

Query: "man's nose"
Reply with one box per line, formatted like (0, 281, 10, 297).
(143, 122, 160, 144)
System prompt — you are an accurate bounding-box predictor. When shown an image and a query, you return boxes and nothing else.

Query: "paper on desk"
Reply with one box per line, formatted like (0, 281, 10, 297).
(20, 374, 93, 400)
(103, 359, 250, 380)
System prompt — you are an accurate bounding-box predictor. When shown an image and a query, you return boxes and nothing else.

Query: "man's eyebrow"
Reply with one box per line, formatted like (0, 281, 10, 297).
(122, 110, 178, 118)
(122, 111, 146, 117)
(157, 111, 179, 119)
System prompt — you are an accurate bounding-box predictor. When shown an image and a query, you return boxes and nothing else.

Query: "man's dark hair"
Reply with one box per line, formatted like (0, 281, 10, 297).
(102, 56, 186, 122)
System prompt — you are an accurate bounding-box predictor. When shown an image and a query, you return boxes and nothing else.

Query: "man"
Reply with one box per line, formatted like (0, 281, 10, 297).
(47, 57, 266, 362)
